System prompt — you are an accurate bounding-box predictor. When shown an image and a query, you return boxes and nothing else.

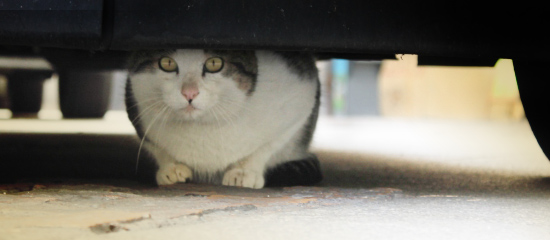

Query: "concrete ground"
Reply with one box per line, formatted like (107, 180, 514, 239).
(1, 112, 550, 240)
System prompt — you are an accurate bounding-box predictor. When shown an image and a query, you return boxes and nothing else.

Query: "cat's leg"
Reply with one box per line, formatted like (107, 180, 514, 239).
(223, 117, 313, 189)
(222, 149, 271, 189)
(157, 163, 193, 185)
(144, 141, 193, 185)
(222, 131, 297, 189)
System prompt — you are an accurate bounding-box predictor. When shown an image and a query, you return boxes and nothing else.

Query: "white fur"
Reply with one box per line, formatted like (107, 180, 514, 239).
(129, 50, 317, 188)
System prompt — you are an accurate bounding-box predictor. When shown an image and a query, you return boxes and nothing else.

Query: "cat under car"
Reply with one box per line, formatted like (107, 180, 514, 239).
(126, 49, 322, 189)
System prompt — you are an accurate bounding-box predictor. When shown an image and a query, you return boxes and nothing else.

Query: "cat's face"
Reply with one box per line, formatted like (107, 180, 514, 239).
(128, 49, 258, 123)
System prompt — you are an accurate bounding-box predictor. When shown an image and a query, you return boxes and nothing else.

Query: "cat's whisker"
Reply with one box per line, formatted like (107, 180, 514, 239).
(125, 96, 163, 110)
(220, 98, 254, 112)
(159, 106, 171, 144)
(128, 98, 163, 115)
(135, 105, 166, 175)
(211, 105, 230, 128)
(130, 101, 165, 124)
(218, 103, 244, 124)
(219, 101, 242, 117)
(209, 105, 223, 129)
(219, 101, 253, 117)
(154, 105, 168, 151)
(213, 104, 237, 128)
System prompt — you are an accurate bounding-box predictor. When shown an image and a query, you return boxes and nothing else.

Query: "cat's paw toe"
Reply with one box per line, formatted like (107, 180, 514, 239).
(222, 168, 265, 189)
(156, 164, 193, 185)
(156, 169, 177, 186)
(174, 164, 193, 182)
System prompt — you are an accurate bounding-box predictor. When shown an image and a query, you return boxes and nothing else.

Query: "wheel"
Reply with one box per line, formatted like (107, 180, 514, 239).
(7, 71, 52, 115)
(514, 59, 550, 160)
(58, 70, 113, 118)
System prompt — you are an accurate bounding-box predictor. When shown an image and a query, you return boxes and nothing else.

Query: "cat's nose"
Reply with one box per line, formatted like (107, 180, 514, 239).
(181, 86, 199, 103)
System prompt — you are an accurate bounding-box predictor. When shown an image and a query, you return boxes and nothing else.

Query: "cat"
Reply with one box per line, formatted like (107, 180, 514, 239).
(125, 49, 322, 189)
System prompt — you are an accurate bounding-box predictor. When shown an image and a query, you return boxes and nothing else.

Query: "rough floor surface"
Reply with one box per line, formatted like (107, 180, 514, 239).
(1, 116, 550, 240)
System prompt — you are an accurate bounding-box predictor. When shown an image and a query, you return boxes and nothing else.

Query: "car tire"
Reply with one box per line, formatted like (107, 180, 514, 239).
(514, 59, 550, 161)
(7, 71, 52, 115)
(58, 70, 112, 118)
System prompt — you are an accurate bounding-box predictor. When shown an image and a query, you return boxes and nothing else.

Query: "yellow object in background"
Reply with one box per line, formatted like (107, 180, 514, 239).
(378, 55, 524, 121)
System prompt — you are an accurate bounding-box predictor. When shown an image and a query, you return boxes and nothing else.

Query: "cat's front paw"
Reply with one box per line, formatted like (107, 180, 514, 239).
(222, 168, 265, 189)
(156, 163, 193, 185)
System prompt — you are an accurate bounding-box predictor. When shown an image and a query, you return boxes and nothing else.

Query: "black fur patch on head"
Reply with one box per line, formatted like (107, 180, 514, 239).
(274, 51, 318, 80)
(205, 50, 258, 96)
(127, 50, 176, 73)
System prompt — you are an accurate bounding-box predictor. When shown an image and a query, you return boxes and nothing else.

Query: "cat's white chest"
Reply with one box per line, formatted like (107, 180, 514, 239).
(149, 118, 258, 172)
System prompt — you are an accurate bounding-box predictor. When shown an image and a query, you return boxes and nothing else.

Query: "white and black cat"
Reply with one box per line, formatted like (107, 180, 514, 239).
(125, 49, 322, 189)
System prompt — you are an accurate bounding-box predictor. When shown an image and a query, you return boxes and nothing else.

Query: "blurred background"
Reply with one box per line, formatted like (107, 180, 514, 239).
(0, 54, 524, 121)
(2, 55, 548, 179)
(320, 55, 523, 121)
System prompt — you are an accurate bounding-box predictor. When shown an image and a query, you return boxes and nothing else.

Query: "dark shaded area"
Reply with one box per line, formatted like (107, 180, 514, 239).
(58, 71, 113, 118)
(0, 1, 103, 49)
(110, 1, 547, 60)
(417, 56, 499, 67)
(0, 133, 157, 185)
(6, 71, 52, 114)
(1, 1, 548, 62)
(2, 133, 550, 197)
(317, 150, 550, 197)
(515, 60, 550, 167)
(265, 156, 323, 187)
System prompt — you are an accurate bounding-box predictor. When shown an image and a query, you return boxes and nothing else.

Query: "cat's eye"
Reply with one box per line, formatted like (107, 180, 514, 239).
(159, 57, 178, 72)
(204, 57, 224, 73)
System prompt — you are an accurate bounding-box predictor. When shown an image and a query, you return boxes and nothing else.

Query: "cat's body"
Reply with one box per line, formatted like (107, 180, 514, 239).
(126, 49, 321, 189)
